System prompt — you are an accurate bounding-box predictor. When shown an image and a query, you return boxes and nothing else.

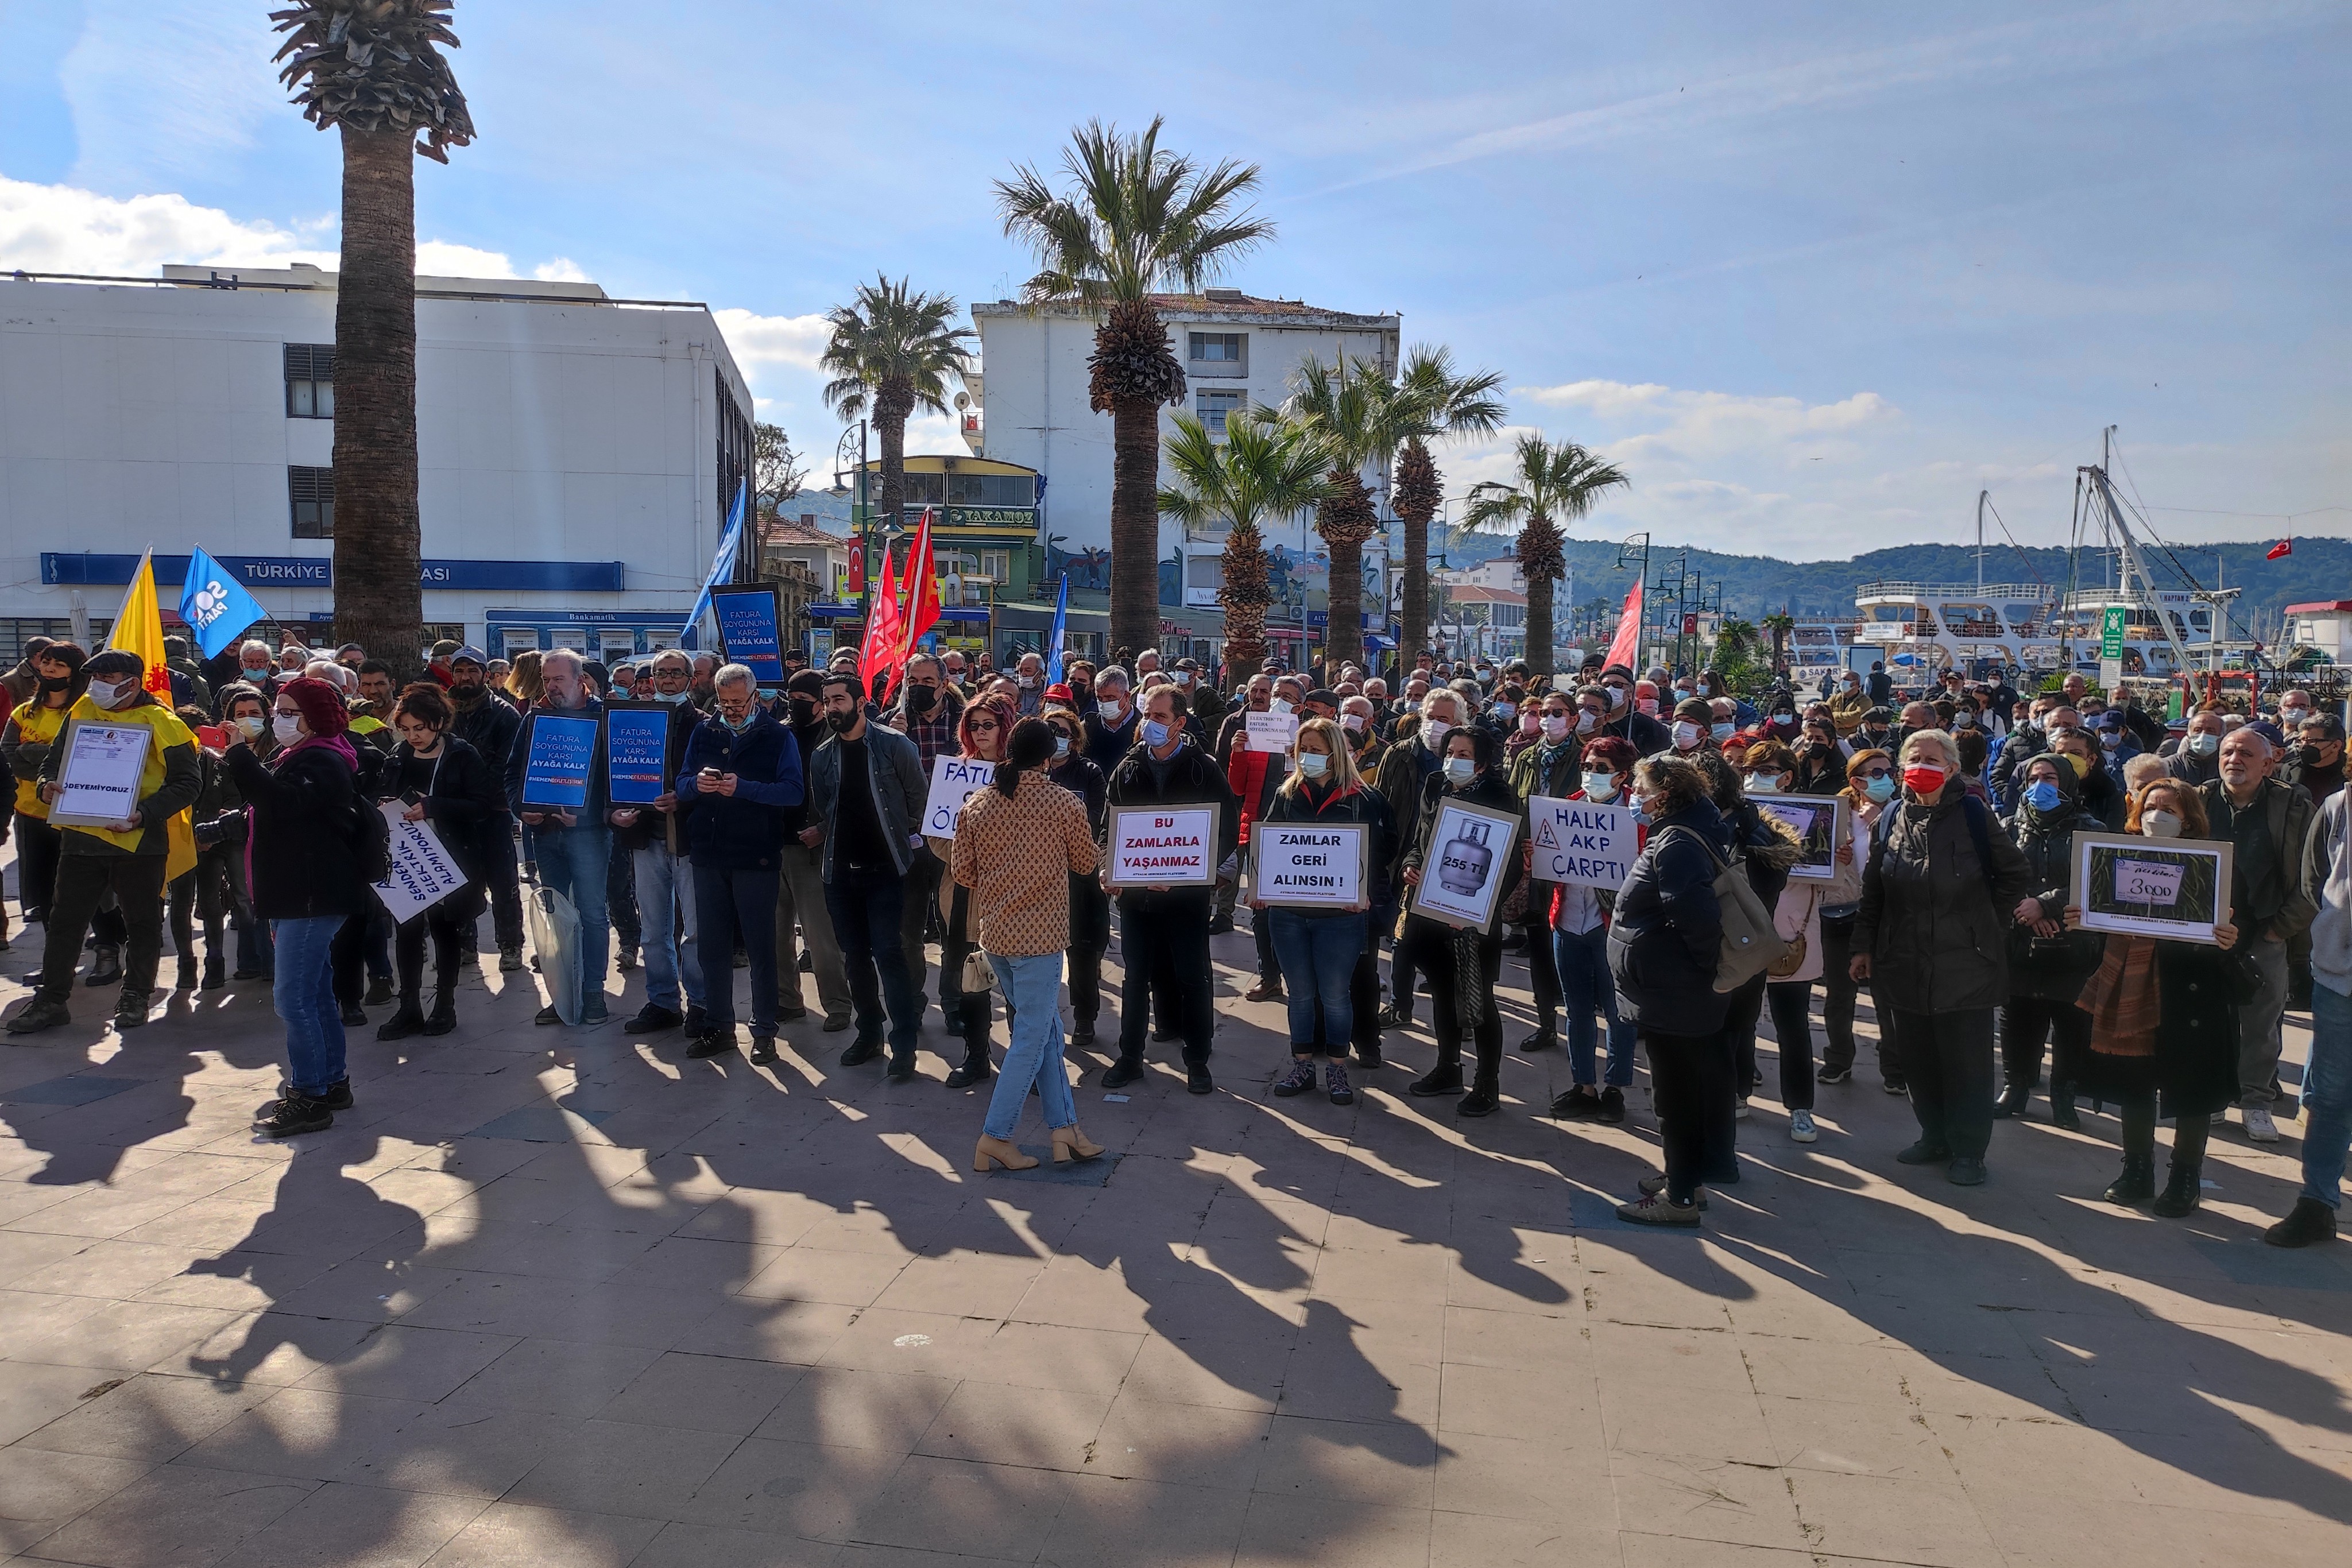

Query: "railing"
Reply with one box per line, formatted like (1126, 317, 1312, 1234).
(1854, 581, 2051, 603)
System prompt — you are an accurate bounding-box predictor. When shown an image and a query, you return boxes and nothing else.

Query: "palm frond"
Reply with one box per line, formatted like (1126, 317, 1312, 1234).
(271, 0, 473, 158)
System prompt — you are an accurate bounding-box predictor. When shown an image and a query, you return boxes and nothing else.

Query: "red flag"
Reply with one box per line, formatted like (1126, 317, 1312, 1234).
(859, 548, 903, 704)
(1604, 578, 1644, 672)
(2267, 539, 2292, 560)
(897, 508, 942, 663)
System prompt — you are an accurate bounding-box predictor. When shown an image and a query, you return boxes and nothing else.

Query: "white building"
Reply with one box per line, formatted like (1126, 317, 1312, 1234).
(0, 263, 753, 664)
(969, 289, 1400, 656)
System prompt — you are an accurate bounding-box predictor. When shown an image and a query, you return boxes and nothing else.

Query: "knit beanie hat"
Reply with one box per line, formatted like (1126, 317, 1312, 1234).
(279, 676, 350, 738)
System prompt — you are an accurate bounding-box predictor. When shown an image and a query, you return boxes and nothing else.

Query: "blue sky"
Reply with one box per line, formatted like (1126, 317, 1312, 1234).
(2, 0, 2345, 562)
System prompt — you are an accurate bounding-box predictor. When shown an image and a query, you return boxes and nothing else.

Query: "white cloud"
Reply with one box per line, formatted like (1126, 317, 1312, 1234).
(711, 307, 833, 373)
(0, 176, 584, 285)
(59, 0, 288, 187)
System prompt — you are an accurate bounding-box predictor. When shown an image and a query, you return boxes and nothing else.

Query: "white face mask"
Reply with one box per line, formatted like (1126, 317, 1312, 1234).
(1443, 756, 1476, 785)
(1606, 686, 1628, 709)
(272, 712, 303, 744)
(2141, 810, 2183, 839)
(1575, 710, 1597, 734)
(1269, 697, 1292, 715)
(1541, 715, 1572, 741)
(84, 677, 129, 708)
(1744, 772, 1789, 793)
(1581, 771, 1619, 801)
(1018, 675, 1038, 688)
(1672, 720, 1702, 749)
(234, 715, 266, 740)
(1342, 713, 1367, 733)
(1422, 719, 1451, 750)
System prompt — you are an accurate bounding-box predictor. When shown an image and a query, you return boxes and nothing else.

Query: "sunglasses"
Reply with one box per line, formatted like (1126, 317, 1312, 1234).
(969, 720, 1000, 731)
(1854, 766, 1893, 780)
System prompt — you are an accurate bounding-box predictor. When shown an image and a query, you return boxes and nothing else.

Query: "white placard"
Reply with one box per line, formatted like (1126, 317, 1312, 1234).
(1525, 795, 1636, 888)
(372, 803, 469, 922)
(921, 754, 996, 839)
(1747, 792, 1847, 881)
(2069, 830, 2233, 944)
(1408, 797, 1522, 931)
(1245, 710, 1301, 753)
(1107, 805, 1220, 889)
(1252, 823, 1366, 908)
(49, 721, 152, 828)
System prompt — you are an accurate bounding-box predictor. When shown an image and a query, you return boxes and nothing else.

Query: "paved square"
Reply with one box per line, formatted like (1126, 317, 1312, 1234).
(2, 912, 2347, 1567)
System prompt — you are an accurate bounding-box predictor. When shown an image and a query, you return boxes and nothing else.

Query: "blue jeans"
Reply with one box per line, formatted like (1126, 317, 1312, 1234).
(632, 844, 702, 1012)
(1556, 922, 1635, 1087)
(826, 864, 920, 1056)
(271, 915, 345, 1097)
(2303, 979, 2352, 1210)
(983, 951, 1078, 1139)
(1268, 910, 1364, 1054)
(533, 826, 612, 1017)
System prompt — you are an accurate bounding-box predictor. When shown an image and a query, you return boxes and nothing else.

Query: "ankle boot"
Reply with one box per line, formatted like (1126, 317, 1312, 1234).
(176, 957, 199, 992)
(2050, 1082, 2080, 1132)
(200, 953, 227, 992)
(2104, 1154, 2156, 1206)
(1051, 1124, 1106, 1164)
(86, 946, 123, 988)
(377, 998, 428, 1041)
(2150, 1162, 2203, 1218)
(421, 990, 458, 1036)
(973, 1134, 1038, 1172)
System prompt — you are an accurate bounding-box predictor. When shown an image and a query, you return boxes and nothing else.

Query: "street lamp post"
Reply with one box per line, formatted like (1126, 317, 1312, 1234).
(827, 419, 872, 621)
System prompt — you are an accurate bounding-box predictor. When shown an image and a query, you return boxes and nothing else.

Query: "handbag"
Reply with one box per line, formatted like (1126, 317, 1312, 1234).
(1765, 887, 1816, 979)
(1661, 827, 1787, 993)
(961, 948, 997, 995)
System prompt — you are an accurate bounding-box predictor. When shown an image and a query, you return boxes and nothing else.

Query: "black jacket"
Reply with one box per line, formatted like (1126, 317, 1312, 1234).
(1104, 736, 1241, 907)
(678, 708, 806, 871)
(1855, 789, 2037, 1013)
(448, 688, 521, 810)
(610, 701, 703, 853)
(1084, 706, 1139, 776)
(1400, 768, 1524, 927)
(1262, 777, 1395, 919)
(2001, 772, 2106, 1002)
(225, 741, 369, 920)
(1610, 795, 1733, 1038)
(370, 737, 504, 884)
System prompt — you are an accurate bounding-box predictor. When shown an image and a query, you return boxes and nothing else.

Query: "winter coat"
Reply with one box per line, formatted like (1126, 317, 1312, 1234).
(505, 698, 609, 830)
(1609, 794, 1734, 1039)
(225, 740, 369, 921)
(677, 708, 804, 871)
(2304, 790, 2352, 996)
(448, 688, 522, 799)
(1399, 768, 1525, 922)
(2199, 776, 2319, 943)
(1260, 777, 1395, 919)
(2000, 768, 2107, 1002)
(2081, 938, 2243, 1118)
(1104, 735, 1242, 909)
(370, 737, 505, 885)
(1854, 789, 2038, 1013)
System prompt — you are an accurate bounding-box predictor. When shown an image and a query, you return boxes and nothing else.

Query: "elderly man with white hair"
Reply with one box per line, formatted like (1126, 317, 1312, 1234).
(505, 649, 614, 1025)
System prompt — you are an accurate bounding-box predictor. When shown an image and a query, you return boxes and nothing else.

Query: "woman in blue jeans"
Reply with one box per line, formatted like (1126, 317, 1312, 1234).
(950, 718, 1106, 1172)
(222, 676, 371, 1137)
(1258, 718, 1389, 1107)
(1550, 737, 1640, 1124)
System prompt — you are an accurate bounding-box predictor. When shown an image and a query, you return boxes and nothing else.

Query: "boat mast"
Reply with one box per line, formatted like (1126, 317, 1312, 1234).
(1976, 490, 1987, 595)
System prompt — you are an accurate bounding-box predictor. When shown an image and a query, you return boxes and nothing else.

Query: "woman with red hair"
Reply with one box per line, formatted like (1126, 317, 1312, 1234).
(933, 694, 1016, 1087)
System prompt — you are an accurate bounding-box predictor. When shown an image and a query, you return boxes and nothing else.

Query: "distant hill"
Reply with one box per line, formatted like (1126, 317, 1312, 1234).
(1424, 529, 2349, 645)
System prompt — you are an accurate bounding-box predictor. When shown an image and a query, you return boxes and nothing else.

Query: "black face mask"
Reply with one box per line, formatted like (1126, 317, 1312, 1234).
(36, 675, 71, 695)
(1071, 683, 1092, 703)
(789, 699, 818, 727)
(904, 684, 938, 715)
(825, 708, 858, 734)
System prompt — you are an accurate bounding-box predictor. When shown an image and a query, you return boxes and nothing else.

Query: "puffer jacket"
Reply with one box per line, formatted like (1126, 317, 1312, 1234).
(1854, 789, 2038, 1013)
(2000, 763, 2107, 1002)
(1609, 793, 1734, 1038)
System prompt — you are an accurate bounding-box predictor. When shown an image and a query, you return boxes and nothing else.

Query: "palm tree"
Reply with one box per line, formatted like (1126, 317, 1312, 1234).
(995, 117, 1274, 659)
(1284, 355, 1398, 673)
(820, 276, 974, 579)
(272, 0, 474, 677)
(1461, 435, 1629, 678)
(1386, 347, 1506, 668)
(1761, 610, 1796, 677)
(1158, 410, 1332, 682)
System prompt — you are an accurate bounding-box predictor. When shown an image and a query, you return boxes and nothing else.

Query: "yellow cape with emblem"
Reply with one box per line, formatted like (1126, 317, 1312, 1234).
(60, 696, 198, 882)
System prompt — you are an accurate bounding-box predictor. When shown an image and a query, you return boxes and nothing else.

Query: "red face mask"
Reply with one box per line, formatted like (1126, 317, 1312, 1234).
(1902, 764, 1949, 797)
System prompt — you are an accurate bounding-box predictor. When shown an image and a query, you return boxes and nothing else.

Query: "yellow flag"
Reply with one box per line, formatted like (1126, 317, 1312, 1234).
(105, 550, 173, 699)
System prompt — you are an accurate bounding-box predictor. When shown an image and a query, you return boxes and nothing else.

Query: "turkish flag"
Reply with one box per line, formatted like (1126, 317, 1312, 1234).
(2267, 539, 2292, 560)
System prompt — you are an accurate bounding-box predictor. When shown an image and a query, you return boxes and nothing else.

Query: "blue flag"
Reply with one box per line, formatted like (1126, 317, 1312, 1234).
(682, 482, 748, 650)
(177, 546, 266, 660)
(1045, 572, 1069, 684)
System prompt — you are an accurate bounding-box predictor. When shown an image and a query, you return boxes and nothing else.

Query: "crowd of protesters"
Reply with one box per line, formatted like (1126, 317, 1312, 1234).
(2, 630, 2346, 1248)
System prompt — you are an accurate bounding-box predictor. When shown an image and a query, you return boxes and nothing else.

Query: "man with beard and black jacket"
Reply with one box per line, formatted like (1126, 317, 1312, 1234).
(776, 669, 853, 1029)
(1102, 682, 1241, 1095)
(888, 653, 966, 1019)
(446, 647, 525, 970)
(612, 649, 706, 1036)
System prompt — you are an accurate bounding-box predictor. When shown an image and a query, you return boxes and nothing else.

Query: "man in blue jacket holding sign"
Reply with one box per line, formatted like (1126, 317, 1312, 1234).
(676, 664, 804, 1062)
(507, 651, 612, 1025)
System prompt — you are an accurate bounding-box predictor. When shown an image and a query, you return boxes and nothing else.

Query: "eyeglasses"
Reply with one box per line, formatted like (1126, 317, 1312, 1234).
(1854, 766, 1893, 780)
(969, 720, 1000, 732)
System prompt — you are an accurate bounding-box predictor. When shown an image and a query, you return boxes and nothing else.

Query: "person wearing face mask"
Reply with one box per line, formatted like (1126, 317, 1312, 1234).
(1995, 754, 2108, 1125)
(1397, 726, 1523, 1118)
(1043, 710, 1111, 1046)
(444, 649, 525, 969)
(2284, 713, 2347, 808)
(888, 653, 969, 1013)
(2046, 727, 2123, 830)
(0, 634, 55, 711)
(1373, 688, 1464, 1028)
(612, 649, 710, 1037)
(1828, 671, 1873, 736)
(1008, 652, 1048, 717)
(502, 651, 616, 1027)
(1591, 666, 1670, 754)
(673, 664, 806, 1063)
(2091, 714, 2142, 789)
(1851, 729, 2041, 1185)
(2063, 779, 2243, 1215)
(1762, 699, 1800, 741)
(1548, 737, 1641, 1124)
(2164, 706, 2228, 788)
(7, 652, 203, 1038)
(772, 668, 852, 1031)
(1063, 660, 1097, 716)
(1739, 737, 1831, 1144)
(926, 696, 1017, 1086)
(1791, 719, 1848, 794)
(1258, 718, 1391, 1106)
(801, 671, 930, 1078)
(368, 684, 502, 1040)
(4, 639, 88, 932)
(1809, 748, 1895, 1091)
(1339, 695, 1387, 783)
(218, 638, 284, 710)
(1506, 691, 1584, 1053)
(1668, 696, 1720, 763)
(1212, 675, 1280, 942)
(1101, 683, 1241, 1094)
(2199, 727, 2316, 1141)
(1084, 667, 1140, 773)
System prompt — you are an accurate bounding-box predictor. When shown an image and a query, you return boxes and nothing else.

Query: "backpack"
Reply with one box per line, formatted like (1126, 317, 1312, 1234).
(1662, 826, 1788, 993)
(349, 796, 392, 884)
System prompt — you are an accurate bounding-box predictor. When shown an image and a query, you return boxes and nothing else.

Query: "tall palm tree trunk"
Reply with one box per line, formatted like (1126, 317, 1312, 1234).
(1524, 570, 1556, 679)
(875, 382, 912, 552)
(331, 125, 423, 677)
(1325, 534, 1365, 673)
(1108, 393, 1163, 661)
(1394, 438, 1438, 669)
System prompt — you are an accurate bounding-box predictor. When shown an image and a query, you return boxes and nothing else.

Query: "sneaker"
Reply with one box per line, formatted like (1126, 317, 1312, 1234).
(1790, 1110, 1817, 1144)
(2264, 1197, 2339, 1248)
(362, 975, 395, 1006)
(1599, 1086, 1627, 1125)
(1883, 1079, 1909, 1095)
(622, 1004, 683, 1033)
(1734, 1096, 1751, 1121)
(1817, 1066, 1852, 1085)
(534, 1004, 562, 1026)
(1457, 1089, 1499, 1118)
(273, 1078, 355, 1112)
(885, 1053, 918, 1083)
(1408, 1064, 1464, 1098)
(1186, 1066, 1214, 1095)
(1617, 1193, 1701, 1226)
(749, 1036, 779, 1066)
(112, 991, 152, 1030)
(498, 946, 523, 973)
(2243, 1105, 2281, 1143)
(617, 946, 640, 973)
(1638, 1173, 1709, 1209)
(579, 1003, 609, 1027)
(254, 1093, 334, 1137)
(1947, 1157, 1987, 1186)
(1377, 1004, 1413, 1031)
(1101, 1057, 1146, 1089)
(1325, 1062, 1355, 1105)
(1552, 1085, 1603, 1120)
(684, 1029, 736, 1059)
(1271, 1059, 1318, 1098)
(339, 1002, 368, 1028)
